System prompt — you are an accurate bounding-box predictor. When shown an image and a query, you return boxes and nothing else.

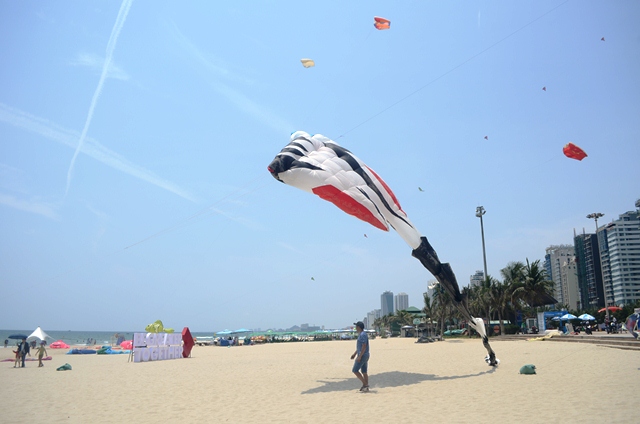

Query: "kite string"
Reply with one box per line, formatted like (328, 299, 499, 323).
(122, 173, 270, 250)
(43, 173, 271, 282)
(337, 0, 570, 139)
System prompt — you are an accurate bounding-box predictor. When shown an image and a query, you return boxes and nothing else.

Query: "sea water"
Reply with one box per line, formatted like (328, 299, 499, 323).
(0, 329, 215, 347)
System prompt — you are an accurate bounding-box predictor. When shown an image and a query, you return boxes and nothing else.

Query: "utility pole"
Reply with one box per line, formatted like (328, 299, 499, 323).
(476, 206, 488, 281)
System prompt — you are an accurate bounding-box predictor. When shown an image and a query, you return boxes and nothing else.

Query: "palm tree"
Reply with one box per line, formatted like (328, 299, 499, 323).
(394, 310, 414, 327)
(432, 286, 453, 337)
(489, 279, 510, 335)
(422, 292, 435, 337)
(372, 317, 384, 335)
(512, 259, 555, 327)
(500, 261, 525, 329)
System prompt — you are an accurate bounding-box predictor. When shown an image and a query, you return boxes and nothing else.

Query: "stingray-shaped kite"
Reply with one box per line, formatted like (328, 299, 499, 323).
(268, 131, 499, 366)
(563, 142, 587, 161)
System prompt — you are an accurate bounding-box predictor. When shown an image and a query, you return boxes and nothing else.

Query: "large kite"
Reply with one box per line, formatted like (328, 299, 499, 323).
(268, 131, 499, 366)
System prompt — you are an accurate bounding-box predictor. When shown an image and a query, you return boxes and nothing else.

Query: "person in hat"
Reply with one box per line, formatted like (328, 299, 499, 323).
(350, 321, 370, 392)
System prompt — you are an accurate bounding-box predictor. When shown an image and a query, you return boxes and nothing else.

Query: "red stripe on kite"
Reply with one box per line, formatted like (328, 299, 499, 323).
(313, 185, 388, 231)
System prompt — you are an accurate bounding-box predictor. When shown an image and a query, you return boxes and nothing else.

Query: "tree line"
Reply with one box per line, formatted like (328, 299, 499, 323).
(373, 259, 639, 336)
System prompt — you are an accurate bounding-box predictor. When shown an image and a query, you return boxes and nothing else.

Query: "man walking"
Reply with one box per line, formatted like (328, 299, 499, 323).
(18, 337, 30, 367)
(350, 321, 370, 392)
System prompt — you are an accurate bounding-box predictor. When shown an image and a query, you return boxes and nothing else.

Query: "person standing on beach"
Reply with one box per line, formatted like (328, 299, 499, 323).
(350, 321, 370, 392)
(18, 337, 30, 367)
(35, 342, 48, 367)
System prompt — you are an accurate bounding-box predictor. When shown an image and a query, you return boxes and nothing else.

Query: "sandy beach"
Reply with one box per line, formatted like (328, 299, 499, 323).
(1, 337, 636, 423)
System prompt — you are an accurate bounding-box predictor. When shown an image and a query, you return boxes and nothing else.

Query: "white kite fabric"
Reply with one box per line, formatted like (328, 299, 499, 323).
(268, 131, 498, 366)
(28, 326, 52, 341)
(269, 131, 423, 250)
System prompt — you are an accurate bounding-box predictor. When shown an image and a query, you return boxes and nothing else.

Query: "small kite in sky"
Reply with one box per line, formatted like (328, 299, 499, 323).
(364, 234, 368, 238)
(374, 16, 390, 30)
(418, 187, 424, 192)
(542, 86, 546, 91)
(601, 37, 605, 41)
(311, 277, 315, 281)
(300, 59, 315, 68)
(563, 142, 588, 161)
(268, 131, 499, 366)
(484, 136, 488, 140)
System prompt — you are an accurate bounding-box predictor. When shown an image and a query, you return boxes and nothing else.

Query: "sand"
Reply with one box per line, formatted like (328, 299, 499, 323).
(0, 337, 636, 423)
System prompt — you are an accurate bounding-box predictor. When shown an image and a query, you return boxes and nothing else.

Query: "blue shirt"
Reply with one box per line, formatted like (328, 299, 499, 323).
(356, 331, 369, 356)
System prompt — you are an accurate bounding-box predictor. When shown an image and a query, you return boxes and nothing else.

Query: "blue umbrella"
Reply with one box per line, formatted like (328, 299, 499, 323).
(561, 313, 578, 320)
(8, 334, 28, 340)
(578, 313, 596, 321)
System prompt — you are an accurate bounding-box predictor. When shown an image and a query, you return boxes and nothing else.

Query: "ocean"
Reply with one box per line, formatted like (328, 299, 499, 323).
(0, 329, 215, 347)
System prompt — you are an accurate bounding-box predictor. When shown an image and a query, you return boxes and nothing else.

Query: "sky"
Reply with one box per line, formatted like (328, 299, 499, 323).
(1, 1, 639, 333)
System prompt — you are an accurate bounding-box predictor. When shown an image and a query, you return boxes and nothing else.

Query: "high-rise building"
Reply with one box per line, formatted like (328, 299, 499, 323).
(381, 291, 394, 316)
(544, 245, 575, 305)
(574, 232, 605, 309)
(426, 280, 437, 299)
(600, 209, 640, 305)
(469, 270, 484, 288)
(395, 292, 409, 311)
(366, 310, 381, 329)
(560, 257, 580, 310)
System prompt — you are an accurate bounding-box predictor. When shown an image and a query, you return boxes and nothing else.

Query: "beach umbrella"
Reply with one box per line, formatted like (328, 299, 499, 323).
(578, 314, 596, 321)
(8, 334, 28, 340)
(561, 313, 577, 320)
(120, 340, 133, 349)
(598, 306, 622, 313)
(27, 326, 52, 341)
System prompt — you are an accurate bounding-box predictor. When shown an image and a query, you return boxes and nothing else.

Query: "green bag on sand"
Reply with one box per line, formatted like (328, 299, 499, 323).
(56, 363, 72, 371)
(519, 364, 536, 375)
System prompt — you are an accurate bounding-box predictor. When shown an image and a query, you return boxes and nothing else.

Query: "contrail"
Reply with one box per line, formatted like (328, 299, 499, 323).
(66, 0, 133, 196)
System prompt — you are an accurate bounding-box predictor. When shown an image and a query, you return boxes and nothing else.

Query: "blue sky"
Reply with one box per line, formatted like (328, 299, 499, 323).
(1, 1, 638, 332)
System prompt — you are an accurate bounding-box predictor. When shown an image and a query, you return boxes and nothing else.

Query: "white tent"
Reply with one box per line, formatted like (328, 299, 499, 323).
(27, 327, 52, 341)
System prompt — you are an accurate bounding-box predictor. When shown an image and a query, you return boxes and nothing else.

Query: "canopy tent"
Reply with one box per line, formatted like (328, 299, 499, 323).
(27, 326, 52, 341)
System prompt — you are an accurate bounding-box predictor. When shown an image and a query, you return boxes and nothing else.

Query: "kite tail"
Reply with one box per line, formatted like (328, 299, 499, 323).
(411, 237, 499, 366)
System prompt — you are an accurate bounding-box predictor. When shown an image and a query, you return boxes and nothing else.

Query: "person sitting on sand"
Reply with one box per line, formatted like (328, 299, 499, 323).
(35, 342, 48, 367)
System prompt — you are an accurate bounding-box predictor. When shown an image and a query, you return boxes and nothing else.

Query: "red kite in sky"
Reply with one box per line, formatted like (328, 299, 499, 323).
(563, 142, 588, 161)
(374, 17, 390, 30)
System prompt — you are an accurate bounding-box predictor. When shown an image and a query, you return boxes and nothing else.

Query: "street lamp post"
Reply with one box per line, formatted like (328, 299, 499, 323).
(586, 212, 610, 322)
(476, 206, 488, 282)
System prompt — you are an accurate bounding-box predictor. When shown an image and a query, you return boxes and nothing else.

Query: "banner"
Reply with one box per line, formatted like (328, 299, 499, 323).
(132, 332, 183, 363)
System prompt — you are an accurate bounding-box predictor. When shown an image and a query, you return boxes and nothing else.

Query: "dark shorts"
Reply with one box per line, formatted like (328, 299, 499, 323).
(352, 353, 369, 373)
